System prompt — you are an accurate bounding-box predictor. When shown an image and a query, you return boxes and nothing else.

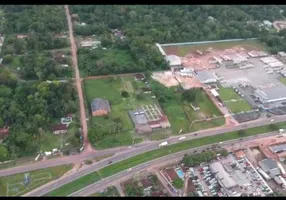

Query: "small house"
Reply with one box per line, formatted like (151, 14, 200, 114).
(17, 34, 28, 39)
(134, 74, 146, 81)
(0, 127, 9, 142)
(142, 87, 152, 94)
(91, 98, 111, 116)
(52, 124, 67, 135)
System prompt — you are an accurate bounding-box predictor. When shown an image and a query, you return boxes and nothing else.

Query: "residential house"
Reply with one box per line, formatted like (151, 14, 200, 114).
(134, 74, 146, 81)
(52, 124, 67, 135)
(17, 34, 28, 39)
(259, 158, 280, 178)
(91, 98, 111, 116)
(0, 127, 9, 142)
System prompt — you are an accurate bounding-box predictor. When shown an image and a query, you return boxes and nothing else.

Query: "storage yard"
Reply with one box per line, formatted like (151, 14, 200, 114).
(155, 40, 286, 125)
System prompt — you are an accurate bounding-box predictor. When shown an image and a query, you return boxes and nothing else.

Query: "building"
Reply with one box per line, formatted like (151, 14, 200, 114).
(278, 51, 286, 57)
(235, 150, 246, 159)
(270, 143, 286, 153)
(134, 74, 146, 81)
(210, 89, 219, 97)
(263, 20, 273, 27)
(180, 68, 193, 77)
(52, 124, 67, 135)
(17, 34, 28, 39)
(91, 98, 111, 116)
(196, 71, 217, 84)
(209, 162, 238, 189)
(0, 127, 9, 142)
(129, 107, 171, 134)
(255, 86, 286, 104)
(80, 41, 101, 48)
(259, 158, 280, 178)
(165, 55, 182, 66)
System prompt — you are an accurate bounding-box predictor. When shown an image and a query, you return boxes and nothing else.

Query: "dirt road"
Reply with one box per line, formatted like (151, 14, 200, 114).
(65, 5, 92, 153)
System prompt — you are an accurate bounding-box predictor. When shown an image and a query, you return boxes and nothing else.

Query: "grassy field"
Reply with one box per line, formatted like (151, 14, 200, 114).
(162, 39, 266, 57)
(39, 119, 80, 152)
(224, 100, 253, 113)
(45, 121, 286, 196)
(218, 87, 241, 101)
(0, 164, 73, 196)
(190, 118, 225, 132)
(280, 77, 286, 85)
(84, 76, 158, 148)
(89, 186, 119, 197)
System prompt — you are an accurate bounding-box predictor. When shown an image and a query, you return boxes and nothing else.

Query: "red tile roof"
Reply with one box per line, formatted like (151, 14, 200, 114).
(134, 74, 145, 80)
(52, 124, 67, 131)
(165, 168, 179, 182)
(140, 178, 153, 188)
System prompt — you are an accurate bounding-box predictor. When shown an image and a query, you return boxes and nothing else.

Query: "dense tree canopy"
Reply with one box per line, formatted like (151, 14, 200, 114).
(0, 69, 78, 157)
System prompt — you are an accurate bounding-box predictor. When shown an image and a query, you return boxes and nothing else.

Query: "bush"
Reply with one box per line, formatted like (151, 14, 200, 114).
(121, 91, 129, 98)
(173, 178, 184, 189)
(84, 159, 93, 165)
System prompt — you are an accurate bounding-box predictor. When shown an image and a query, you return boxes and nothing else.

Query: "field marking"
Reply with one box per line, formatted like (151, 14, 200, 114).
(6, 172, 52, 196)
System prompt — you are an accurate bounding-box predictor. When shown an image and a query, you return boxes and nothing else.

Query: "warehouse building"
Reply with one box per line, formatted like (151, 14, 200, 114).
(255, 86, 286, 104)
(209, 162, 238, 189)
(259, 158, 280, 178)
(270, 143, 286, 153)
(196, 71, 217, 84)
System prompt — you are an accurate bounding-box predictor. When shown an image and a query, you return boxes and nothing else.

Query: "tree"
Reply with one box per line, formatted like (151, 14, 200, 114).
(238, 129, 246, 137)
(0, 145, 8, 162)
(121, 91, 129, 98)
(173, 178, 184, 189)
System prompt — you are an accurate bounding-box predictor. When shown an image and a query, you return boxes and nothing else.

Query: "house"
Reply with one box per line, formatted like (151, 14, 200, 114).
(71, 14, 79, 19)
(142, 87, 152, 94)
(0, 127, 9, 142)
(52, 124, 67, 135)
(80, 41, 101, 48)
(196, 71, 217, 84)
(53, 51, 67, 64)
(91, 98, 111, 116)
(259, 158, 280, 178)
(235, 150, 246, 159)
(17, 34, 28, 39)
(134, 74, 146, 81)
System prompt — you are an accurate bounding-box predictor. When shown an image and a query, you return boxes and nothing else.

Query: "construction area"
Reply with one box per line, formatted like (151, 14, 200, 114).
(273, 21, 286, 32)
(154, 40, 286, 126)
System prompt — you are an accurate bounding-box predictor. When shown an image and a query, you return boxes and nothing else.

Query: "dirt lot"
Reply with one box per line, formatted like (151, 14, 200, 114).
(152, 71, 179, 87)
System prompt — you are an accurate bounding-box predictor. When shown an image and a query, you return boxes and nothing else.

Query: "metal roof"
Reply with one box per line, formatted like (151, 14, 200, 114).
(91, 98, 111, 112)
(255, 86, 286, 103)
(129, 109, 148, 125)
(196, 71, 217, 83)
(210, 162, 238, 189)
(259, 158, 278, 171)
(270, 143, 286, 153)
(165, 55, 182, 66)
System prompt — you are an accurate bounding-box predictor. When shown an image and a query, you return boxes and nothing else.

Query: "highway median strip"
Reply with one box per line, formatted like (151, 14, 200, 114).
(45, 121, 286, 196)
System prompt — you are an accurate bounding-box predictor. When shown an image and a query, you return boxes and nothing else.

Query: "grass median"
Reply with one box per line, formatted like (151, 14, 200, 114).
(45, 121, 286, 196)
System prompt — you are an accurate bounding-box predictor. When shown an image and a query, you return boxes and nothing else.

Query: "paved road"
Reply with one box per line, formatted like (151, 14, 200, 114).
(65, 5, 91, 152)
(1, 115, 285, 178)
(25, 130, 279, 196)
(69, 131, 278, 196)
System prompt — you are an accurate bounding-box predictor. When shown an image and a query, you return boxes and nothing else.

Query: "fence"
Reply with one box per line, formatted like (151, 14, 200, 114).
(159, 38, 258, 47)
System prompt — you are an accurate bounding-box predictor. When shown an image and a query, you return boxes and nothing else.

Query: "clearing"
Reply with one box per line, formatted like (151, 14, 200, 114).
(224, 100, 253, 113)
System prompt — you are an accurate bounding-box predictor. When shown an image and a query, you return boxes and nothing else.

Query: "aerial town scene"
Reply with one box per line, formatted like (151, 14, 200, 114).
(2, 5, 286, 197)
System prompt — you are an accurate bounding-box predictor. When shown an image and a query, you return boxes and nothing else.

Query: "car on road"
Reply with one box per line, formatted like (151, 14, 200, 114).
(270, 119, 274, 122)
(108, 161, 112, 164)
(127, 168, 132, 172)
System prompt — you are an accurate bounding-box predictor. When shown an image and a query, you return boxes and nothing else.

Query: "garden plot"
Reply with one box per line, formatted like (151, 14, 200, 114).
(141, 104, 163, 121)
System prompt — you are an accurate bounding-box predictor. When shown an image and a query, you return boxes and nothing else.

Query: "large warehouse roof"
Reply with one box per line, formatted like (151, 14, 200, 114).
(255, 86, 286, 103)
(210, 162, 238, 189)
(270, 143, 286, 153)
(196, 71, 217, 83)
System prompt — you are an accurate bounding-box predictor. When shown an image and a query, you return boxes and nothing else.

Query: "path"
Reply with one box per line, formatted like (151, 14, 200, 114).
(115, 183, 125, 197)
(65, 5, 92, 153)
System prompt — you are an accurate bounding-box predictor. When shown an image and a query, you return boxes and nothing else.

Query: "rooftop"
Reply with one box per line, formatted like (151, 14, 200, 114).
(129, 109, 148, 125)
(235, 150, 246, 159)
(165, 55, 182, 66)
(52, 124, 67, 131)
(91, 98, 111, 112)
(210, 162, 238, 189)
(255, 86, 286, 102)
(196, 71, 217, 82)
(259, 158, 278, 170)
(270, 143, 286, 153)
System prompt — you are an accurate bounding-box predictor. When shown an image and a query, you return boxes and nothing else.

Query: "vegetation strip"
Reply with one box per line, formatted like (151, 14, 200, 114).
(45, 121, 286, 196)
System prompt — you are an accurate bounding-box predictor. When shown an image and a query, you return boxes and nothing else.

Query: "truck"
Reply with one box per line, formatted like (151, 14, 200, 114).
(178, 136, 186, 141)
(159, 141, 168, 147)
(277, 162, 286, 177)
(256, 167, 271, 180)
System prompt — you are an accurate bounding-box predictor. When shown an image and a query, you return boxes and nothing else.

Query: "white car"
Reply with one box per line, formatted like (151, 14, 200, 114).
(270, 119, 274, 122)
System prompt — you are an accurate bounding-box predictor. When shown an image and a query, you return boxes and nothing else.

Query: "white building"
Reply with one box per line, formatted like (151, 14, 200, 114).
(196, 71, 217, 84)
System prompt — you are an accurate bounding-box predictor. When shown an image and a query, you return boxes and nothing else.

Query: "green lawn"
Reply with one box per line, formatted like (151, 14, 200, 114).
(45, 121, 286, 196)
(190, 118, 225, 132)
(280, 77, 286, 86)
(84, 76, 157, 148)
(224, 100, 253, 113)
(162, 39, 266, 57)
(0, 164, 73, 196)
(89, 186, 119, 197)
(39, 120, 80, 152)
(218, 87, 241, 101)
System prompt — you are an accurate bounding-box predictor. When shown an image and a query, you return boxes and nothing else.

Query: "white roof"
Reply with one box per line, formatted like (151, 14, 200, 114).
(165, 55, 182, 66)
(210, 162, 238, 189)
(210, 89, 219, 97)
